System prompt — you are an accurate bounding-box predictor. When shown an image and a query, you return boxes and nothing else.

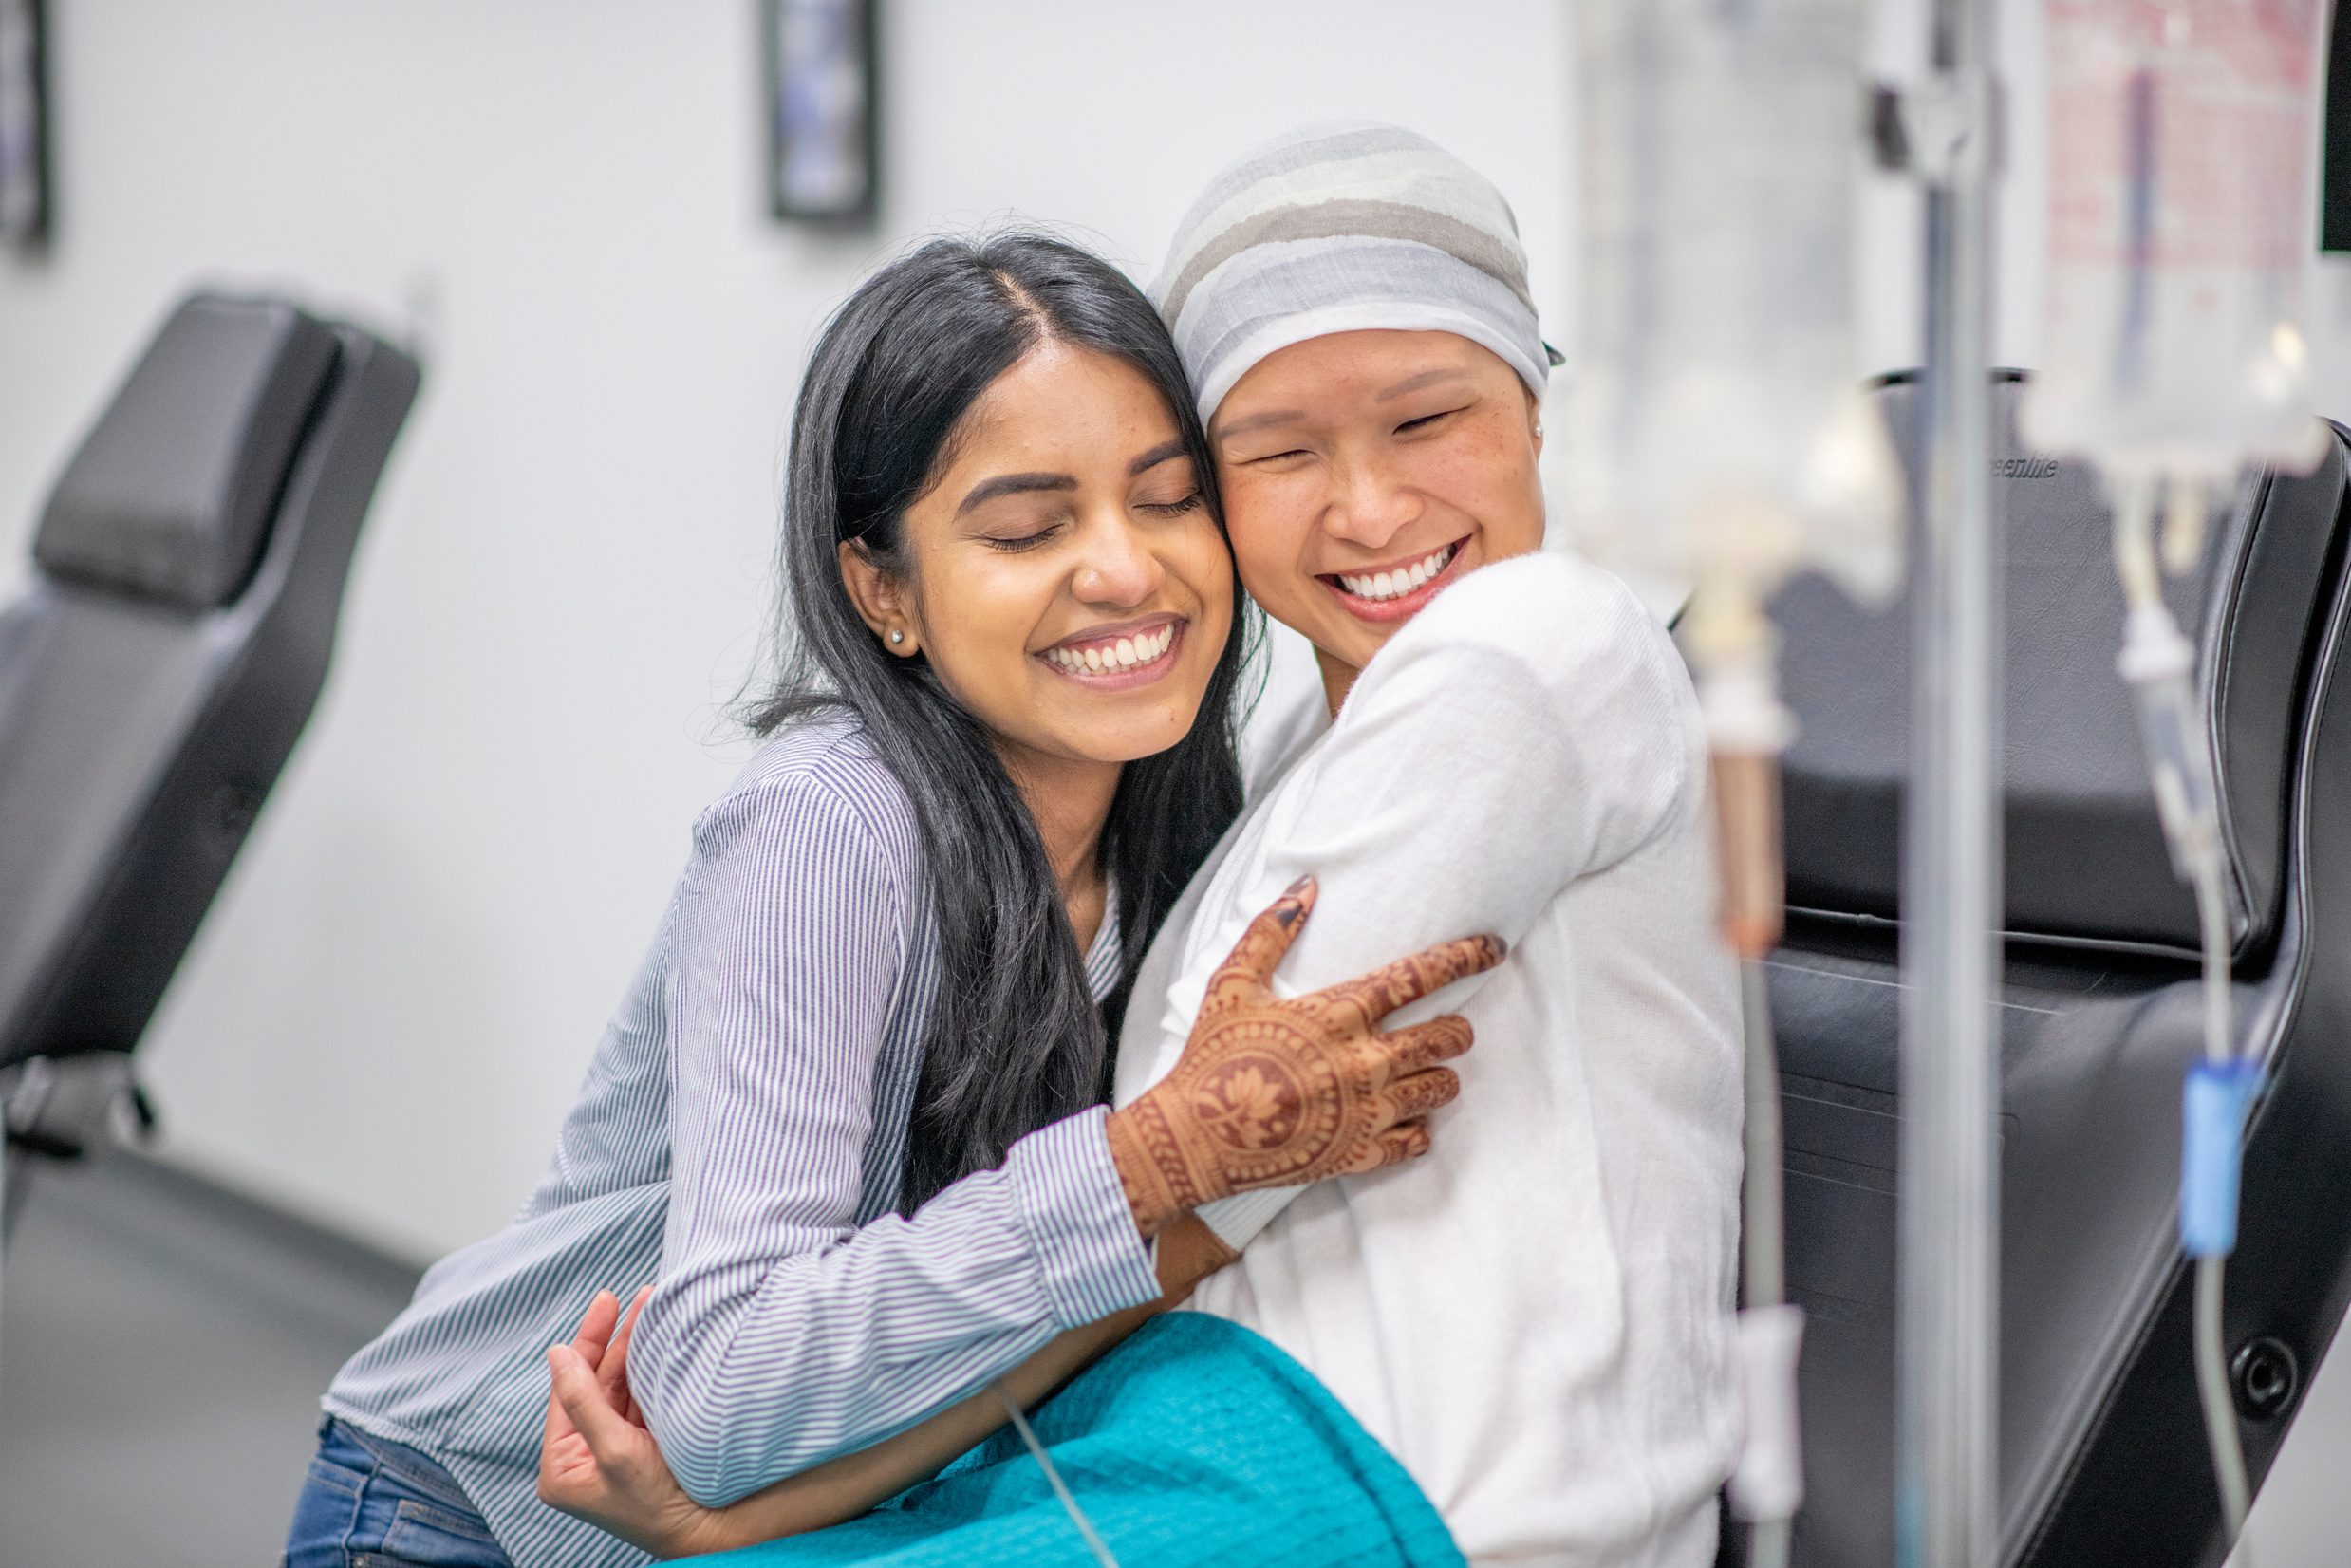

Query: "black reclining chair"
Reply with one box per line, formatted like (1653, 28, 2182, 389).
(0, 294, 419, 1226)
(1768, 374, 2351, 1567)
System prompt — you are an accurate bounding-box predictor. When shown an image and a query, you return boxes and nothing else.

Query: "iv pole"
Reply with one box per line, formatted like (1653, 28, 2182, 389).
(1897, 1, 2002, 1564)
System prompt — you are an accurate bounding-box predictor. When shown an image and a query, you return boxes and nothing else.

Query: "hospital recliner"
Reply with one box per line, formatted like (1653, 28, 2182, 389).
(0, 294, 419, 1224)
(1765, 373, 2351, 1568)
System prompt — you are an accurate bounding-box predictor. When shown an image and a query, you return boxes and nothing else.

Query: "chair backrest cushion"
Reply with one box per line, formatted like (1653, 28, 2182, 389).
(33, 296, 339, 611)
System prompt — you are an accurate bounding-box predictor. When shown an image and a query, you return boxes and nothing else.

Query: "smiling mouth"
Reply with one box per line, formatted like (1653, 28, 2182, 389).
(1327, 539, 1464, 605)
(1039, 619, 1181, 682)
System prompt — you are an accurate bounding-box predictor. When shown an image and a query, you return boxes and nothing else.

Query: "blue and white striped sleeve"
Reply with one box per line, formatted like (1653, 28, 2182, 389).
(628, 764, 1159, 1507)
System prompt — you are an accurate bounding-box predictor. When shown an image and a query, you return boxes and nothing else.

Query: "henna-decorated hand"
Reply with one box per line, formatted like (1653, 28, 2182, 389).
(1105, 876, 1503, 1238)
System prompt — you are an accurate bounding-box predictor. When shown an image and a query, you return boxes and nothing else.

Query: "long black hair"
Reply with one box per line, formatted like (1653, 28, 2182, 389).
(746, 233, 1253, 1212)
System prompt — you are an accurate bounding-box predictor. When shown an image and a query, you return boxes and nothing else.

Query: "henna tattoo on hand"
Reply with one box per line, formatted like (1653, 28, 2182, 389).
(1105, 876, 1503, 1236)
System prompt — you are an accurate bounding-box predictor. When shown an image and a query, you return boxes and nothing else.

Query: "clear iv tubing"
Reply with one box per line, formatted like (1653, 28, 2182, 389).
(993, 1381, 1121, 1568)
(1692, 579, 1805, 1567)
(2112, 478, 2255, 1555)
(1741, 957, 1794, 1568)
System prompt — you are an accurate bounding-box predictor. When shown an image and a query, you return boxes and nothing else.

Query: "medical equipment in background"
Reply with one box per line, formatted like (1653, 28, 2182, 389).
(1873, 6, 2007, 1565)
(0, 295, 418, 1370)
(1764, 370, 2351, 1568)
(1560, 5, 1900, 1565)
(2022, 3, 2329, 1556)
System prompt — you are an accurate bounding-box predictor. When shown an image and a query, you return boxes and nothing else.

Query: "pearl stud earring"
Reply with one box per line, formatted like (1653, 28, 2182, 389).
(890, 630, 905, 644)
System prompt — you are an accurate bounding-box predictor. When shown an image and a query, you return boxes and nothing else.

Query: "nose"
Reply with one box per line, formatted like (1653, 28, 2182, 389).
(1069, 508, 1165, 609)
(1322, 448, 1421, 552)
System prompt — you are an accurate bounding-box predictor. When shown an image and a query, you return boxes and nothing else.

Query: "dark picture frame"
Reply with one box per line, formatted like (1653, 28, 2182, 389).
(762, 0, 878, 226)
(2325, 0, 2351, 252)
(0, 0, 49, 249)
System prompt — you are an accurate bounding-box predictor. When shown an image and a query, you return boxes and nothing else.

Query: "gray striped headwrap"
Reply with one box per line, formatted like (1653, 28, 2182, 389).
(1150, 121, 1556, 427)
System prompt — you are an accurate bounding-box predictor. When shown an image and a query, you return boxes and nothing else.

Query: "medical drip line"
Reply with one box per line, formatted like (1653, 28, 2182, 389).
(993, 1381, 1122, 1568)
(2113, 479, 2260, 1551)
(1736, 960, 1801, 1568)
(2026, 6, 2331, 1554)
(1562, 6, 1898, 1557)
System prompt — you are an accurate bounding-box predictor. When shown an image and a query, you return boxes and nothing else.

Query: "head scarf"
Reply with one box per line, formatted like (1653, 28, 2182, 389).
(1149, 121, 1557, 427)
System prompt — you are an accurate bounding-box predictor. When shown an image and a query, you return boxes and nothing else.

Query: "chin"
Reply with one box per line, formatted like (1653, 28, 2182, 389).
(1068, 718, 1197, 765)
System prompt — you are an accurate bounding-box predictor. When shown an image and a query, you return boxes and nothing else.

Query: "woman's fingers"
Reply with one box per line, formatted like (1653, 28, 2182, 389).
(548, 1343, 644, 1473)
(601, 1285, 652, 1421)
(1382, 1066, 1462, 1123)
(566, 1289, 623, 1375)
(1203, 877, 1318, 1002)
(1376, 1015, 1474, 1078)
(1124, 902, 1493, 1217)
(614, 1284, 651, 1347)
(541, 1346, 590, 1474)
(1352, 1120, 1432, 1173)
(541, 1346, 608, 1512)
(1330, 934, 1506, 1026)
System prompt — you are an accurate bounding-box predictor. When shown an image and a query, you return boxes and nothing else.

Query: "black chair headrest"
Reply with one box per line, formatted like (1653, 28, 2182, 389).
(1773, 374, 2346, 956)
(32, 295, 340, 611)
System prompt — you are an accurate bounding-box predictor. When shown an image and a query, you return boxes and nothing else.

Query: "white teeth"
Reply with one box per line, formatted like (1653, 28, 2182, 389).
(1342, 544, 1454, 602)
(1049, 626, 1176, 677)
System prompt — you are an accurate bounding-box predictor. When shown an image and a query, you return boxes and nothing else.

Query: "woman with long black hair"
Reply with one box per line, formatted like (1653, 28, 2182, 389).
(285, 233, 1492, 1568)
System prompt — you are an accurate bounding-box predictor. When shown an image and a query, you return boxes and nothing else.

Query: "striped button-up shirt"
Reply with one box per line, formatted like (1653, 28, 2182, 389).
(326, 719, 1159, 1568)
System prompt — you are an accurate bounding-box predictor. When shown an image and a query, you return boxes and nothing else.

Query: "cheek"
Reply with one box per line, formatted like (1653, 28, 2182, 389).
(1420, 424, 1545, 551)
(1173, 513, 1234, 594)
(1221, 477, 1320, 612)
(915, 559, 1050, 705)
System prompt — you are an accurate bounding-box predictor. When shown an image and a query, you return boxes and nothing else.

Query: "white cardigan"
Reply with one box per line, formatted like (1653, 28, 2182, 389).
(1116, 552, 1744, 1568)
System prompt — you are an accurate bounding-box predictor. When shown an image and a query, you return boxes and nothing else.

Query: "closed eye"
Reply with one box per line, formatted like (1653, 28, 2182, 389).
(1397, 406, 1467, 435)
(1136, 490, 1205, 517)
(983, 524, 1063, 553)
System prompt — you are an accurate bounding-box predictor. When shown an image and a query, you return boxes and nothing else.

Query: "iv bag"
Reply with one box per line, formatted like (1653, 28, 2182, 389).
(1559, 0, 1901, 609)
(2024, 0, 2327, 478)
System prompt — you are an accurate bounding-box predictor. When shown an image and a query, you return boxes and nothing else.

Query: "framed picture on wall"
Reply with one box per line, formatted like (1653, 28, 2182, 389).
(0, 0, 48, 247)
(762, 0, 878, 225)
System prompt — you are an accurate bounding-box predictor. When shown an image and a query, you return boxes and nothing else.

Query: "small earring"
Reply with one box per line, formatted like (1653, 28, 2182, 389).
(1534, 422, 1545, 437)
(889, 630, 905, 644)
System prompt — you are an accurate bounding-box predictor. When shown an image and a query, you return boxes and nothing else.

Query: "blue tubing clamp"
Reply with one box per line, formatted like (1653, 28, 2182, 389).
(2182, 1059, 2262, 1260)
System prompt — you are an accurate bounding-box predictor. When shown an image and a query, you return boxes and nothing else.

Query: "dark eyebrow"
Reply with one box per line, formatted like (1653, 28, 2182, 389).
(1212, 409, 1307, 442)
(956, 472, 1076, 515)
(1374, 368, 1472, 402)
(1128, 438, 1188, 476)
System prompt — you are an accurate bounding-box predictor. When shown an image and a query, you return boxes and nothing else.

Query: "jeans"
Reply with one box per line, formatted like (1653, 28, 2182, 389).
(284, 1415, 514, 1568)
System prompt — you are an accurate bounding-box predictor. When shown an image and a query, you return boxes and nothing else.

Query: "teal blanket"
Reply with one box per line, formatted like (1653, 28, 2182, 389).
(687, 1313, 1463, 1568)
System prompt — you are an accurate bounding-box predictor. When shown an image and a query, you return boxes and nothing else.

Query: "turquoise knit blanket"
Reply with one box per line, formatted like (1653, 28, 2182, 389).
(685, 1313, 1464, 1568)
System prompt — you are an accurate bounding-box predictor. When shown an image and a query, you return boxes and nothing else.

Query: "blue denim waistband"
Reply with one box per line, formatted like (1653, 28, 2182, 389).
(330, 1416, 487, 1521)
